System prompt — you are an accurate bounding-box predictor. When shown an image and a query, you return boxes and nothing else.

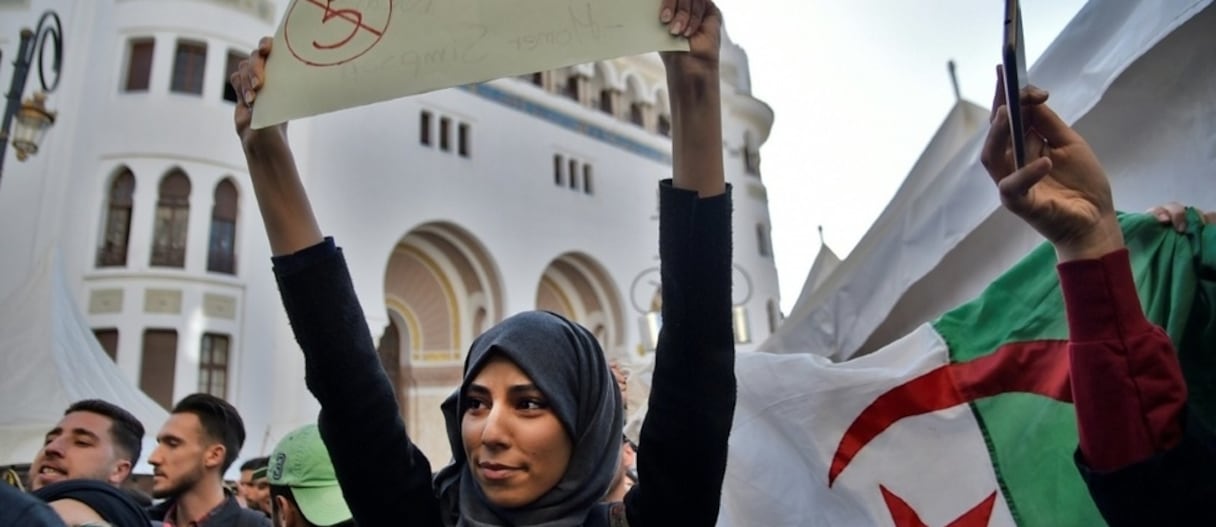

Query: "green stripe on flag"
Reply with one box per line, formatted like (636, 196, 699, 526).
(973, 394, 1098, 525)
(934, 212, 1216, 526)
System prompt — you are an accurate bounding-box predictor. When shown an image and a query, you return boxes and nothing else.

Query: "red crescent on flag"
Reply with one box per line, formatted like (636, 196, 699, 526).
(828, 340, 1072, 486)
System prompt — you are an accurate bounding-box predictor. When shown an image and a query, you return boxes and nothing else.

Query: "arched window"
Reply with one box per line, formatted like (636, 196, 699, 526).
(473, 307, 488, 336)
(151, 169, 191, 268)
(97, 169, 135, 267)
(599, 89, 615, 115)
(629, 102, 646, 127)
(565, 74, 583, 102)
(207, 179, 238, 274)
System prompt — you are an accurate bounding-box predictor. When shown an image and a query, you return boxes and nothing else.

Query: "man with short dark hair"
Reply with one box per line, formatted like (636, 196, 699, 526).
(238, 456, 271, 515)
(30, 399, 145, 491)
(146, 393, 269, 526)
(267, 424, 354, 527)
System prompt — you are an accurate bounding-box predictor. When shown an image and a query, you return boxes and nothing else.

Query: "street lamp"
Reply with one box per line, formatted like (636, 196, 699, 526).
(629, 263, 756, 352)
(0, 10, 63, 184)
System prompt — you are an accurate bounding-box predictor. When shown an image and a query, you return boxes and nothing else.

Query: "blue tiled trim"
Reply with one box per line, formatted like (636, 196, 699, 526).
(460, 83, 672, 165)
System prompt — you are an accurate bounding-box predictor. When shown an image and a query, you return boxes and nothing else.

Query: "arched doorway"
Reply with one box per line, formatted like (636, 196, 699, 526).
(535, 253, 625, 356)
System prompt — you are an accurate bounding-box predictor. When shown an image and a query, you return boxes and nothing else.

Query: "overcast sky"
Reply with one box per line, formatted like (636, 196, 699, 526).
(713, 0, 1088, 312)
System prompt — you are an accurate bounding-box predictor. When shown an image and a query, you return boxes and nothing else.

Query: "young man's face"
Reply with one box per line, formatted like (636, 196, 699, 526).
(239, 470, 271, 513)
(148, 412, 220, 499)
(30, 411, 130, 490)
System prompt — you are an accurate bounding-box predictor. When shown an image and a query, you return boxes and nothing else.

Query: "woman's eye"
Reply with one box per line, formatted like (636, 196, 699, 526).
(520, 399, 547, 410)
(464, 398, 488, 412)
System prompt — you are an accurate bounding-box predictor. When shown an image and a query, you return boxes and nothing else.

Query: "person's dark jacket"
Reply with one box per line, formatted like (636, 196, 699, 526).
(147, 491, 270, 527)
(0, 482, 66, 527)
(32, 479, 150, 527)
(272, 181, 735, 526)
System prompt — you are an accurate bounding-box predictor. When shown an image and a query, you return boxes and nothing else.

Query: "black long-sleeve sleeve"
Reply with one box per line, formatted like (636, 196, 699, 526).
(1075, 409, 1216, 526)
(273, 238, 443, 526)
(624, 181, 736, 526)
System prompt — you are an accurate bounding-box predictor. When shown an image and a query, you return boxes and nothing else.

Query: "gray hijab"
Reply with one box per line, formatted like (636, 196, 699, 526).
(434, 310, 623, 527)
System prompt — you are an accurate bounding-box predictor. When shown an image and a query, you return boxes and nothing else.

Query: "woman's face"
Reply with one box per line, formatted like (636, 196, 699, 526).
(462, 355, 573, 508)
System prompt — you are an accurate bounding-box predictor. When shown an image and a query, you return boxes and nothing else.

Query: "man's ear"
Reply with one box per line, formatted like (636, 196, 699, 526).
(274, 495, 300, 527)
(204, 443, 227, 471)
(109, 458, 133, 485)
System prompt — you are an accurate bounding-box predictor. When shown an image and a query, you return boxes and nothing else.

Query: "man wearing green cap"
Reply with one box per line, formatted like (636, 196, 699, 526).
(267, 425, 354, 527)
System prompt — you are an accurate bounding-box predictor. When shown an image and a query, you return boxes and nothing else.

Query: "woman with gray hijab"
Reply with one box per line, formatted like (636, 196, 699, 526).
(230, 1, 734, 525)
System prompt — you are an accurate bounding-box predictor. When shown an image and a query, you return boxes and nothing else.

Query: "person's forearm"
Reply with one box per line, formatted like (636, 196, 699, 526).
(1054, 216, 1125, 262)
(668, 67, 725, 198)
(1059, 249, 1187, 471)
(244, 142, 324, 256)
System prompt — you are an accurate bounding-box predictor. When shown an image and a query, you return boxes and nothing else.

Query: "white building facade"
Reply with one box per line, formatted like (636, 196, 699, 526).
(0, 0, 778, 464)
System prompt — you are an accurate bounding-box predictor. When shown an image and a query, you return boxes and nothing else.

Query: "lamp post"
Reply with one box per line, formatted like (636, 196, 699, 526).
(629, 263, 755, 352)
(0, 10, 63, 185)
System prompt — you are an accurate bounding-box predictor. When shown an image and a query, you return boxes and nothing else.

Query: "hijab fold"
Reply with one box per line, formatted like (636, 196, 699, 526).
(434, 310, 623, 527)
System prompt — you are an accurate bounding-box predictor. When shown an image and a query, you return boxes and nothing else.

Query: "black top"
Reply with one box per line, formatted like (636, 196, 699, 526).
(147, 492, 270, 527)
(1075, 411, 1216, 527)
(0, 483, 65, 527)
(272, 181, 736, 526)
(32, 479, 150, 527)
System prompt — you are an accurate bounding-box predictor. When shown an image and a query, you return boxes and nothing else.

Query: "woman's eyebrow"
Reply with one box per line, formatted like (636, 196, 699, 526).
(508, 384, 543, 396)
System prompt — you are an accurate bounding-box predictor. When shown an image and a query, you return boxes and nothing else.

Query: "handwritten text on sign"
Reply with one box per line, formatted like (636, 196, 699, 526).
(252, 0, 687, 128)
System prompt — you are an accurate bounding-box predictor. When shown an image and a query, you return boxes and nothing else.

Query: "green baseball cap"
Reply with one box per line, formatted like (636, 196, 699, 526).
(268, 424, 352, 527)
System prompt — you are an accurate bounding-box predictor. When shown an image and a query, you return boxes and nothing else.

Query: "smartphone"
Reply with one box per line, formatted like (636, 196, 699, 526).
(1002, 0, 1028, 168)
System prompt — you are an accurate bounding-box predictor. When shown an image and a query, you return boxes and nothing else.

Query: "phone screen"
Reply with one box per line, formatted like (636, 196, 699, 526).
(1002, 0, 1028, 168)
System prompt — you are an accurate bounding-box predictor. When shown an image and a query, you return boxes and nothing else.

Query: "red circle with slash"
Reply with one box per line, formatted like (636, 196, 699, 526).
(285, 0, 393, 67)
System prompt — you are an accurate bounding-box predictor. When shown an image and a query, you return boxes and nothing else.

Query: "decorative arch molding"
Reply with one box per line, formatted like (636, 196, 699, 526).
(593, 60, 622, 91)
(594, 60, 622, 91)
(414, 223, 504, 322)
(383, 222, 503, 364)
(570, 62, 595, 78)
(621, 72, 654, 105)
(538, 274, 579, 318)
(375, 306, 418, 429)
(385, 295, 424, 353)
(652, 87, 670, 115)
(534, 252, 626, 354)
(105, 163, 136, 188)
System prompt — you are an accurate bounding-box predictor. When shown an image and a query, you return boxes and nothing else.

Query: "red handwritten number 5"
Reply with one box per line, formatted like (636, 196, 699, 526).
(313, 0, 364, 50)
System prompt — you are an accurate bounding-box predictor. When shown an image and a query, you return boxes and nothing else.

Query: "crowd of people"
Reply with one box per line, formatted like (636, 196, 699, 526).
(1, 0, 1212, 525)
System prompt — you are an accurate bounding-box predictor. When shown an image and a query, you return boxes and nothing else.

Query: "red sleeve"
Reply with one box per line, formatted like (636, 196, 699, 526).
(1058, 248, 1187, 471)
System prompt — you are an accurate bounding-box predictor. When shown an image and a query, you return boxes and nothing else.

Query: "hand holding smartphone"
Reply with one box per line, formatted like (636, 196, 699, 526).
(1002, 0, 1029, 168)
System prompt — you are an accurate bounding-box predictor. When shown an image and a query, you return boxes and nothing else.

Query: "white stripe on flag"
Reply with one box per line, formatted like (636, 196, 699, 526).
(721, 325, 1015, 527)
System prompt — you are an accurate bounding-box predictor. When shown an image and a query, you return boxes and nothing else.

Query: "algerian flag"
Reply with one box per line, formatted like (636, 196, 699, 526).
(719, 212, 1216, 526)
